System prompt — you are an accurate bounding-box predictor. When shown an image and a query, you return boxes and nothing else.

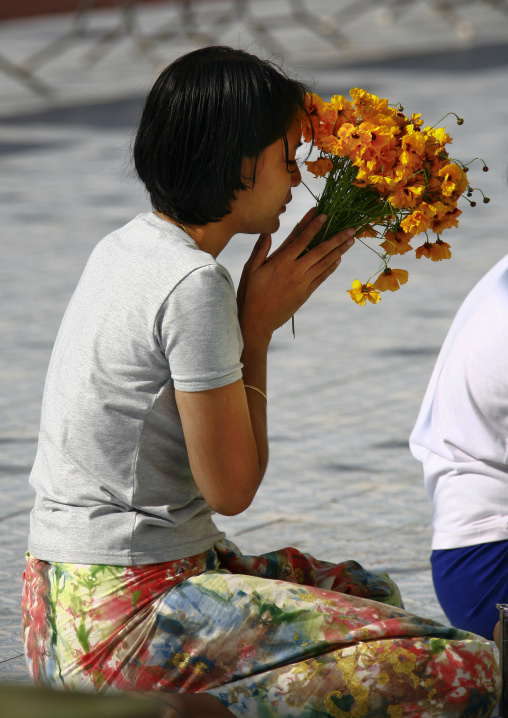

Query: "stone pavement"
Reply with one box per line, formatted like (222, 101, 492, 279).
(1, 0, 508, 694)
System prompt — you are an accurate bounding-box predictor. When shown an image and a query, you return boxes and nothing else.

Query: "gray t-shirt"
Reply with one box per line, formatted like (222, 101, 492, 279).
(28, 213, 244, 565)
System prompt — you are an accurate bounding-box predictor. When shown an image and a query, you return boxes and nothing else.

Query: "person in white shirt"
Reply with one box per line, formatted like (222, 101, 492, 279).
(410, 253, 508, 644)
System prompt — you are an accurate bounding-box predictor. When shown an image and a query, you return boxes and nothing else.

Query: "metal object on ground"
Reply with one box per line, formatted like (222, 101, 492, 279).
(497, 603, 508, 718)
(0, 683, 166, 718)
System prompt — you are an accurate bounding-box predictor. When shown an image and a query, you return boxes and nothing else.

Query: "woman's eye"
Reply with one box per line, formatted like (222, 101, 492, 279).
(288, 158, 303, 173)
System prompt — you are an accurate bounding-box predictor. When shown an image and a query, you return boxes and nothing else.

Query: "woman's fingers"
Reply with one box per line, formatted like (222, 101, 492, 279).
(237, 234, 271, 312)
(284, 212, 331, 259)
(299, 225, 356, 273)
(244, 233, 271, 270)
(267, 207, 316, 260)
(239, 219, 356, 335)
(283, 207, 317, 245)
(250, 233, 272, 268)
(307, 240, 354, 293)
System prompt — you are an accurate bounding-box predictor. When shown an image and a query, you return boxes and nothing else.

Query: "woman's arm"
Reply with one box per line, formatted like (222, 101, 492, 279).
(176, 212, 355, 516)
(175, 378, 265, 516)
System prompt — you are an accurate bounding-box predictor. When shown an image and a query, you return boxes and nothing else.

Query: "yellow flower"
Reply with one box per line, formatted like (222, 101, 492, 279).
(408, 112, 424, 129)
(401, 125, 426, 158)
(305, 157, 333, 178)
(424, 126, 452, 147)
(348, 279, 381, 306)
(400, 210, 433, 235)
(373, 268, 409, 292)
(362, 168, 400, 194)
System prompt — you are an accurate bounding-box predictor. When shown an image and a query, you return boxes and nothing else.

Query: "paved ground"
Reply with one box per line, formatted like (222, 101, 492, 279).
(1, 0, 508, 698)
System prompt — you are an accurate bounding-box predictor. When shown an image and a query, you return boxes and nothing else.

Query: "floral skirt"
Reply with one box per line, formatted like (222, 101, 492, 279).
(22, 539, 500, 717)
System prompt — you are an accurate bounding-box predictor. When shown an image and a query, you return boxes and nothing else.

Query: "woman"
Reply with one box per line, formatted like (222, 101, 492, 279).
(22, 46, 500, 717)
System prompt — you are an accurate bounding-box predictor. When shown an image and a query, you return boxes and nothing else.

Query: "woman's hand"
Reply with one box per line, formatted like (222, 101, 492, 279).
(237, 207, 355, 340)
(177, 210, 355, 518)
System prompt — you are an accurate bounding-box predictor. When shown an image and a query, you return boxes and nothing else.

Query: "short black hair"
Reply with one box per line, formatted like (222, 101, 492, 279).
(133, 46, 309, 225)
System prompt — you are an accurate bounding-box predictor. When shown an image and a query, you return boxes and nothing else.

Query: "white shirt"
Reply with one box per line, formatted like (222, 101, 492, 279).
(410, 254, 508, 549)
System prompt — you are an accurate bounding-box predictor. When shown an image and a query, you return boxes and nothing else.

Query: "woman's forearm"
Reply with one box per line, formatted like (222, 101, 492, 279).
(240, 329, 272, 480)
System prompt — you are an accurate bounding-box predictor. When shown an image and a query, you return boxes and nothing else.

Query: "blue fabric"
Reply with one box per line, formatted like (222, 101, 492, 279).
(431, 540, 508, 639)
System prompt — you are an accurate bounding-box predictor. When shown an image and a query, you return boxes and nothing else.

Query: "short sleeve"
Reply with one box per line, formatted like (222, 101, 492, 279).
(157, 264, 244, 392)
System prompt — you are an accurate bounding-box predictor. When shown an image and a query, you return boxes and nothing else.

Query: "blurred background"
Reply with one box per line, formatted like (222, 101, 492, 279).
(1, 0, 508, 687)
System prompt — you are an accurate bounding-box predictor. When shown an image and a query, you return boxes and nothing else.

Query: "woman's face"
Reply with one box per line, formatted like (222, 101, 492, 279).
(228, 117, 303, 236)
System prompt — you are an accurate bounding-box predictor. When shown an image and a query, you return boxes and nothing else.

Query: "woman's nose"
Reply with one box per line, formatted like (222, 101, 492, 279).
(291, 166, 302, 187)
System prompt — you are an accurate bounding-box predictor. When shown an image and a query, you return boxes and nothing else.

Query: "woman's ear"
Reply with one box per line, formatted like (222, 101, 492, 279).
(240, 155, 258, 190)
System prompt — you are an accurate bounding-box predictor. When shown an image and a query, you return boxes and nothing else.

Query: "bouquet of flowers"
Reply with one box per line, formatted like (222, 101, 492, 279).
(301, 89, 489, 306)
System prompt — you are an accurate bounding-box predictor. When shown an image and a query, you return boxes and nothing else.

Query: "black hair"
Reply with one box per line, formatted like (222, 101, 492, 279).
(133, 46, 310, 225)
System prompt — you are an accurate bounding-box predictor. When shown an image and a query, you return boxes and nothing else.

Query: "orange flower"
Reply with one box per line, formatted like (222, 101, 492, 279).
(302, 93, 330, 145)
(415, 239, 451, 261)
(329, 94, 356, 126)
(432, 208, 462, 233)
(433, 239, 452, 260)
(437, 163, 468, 197)
(349, 88, 396, 123)
(305, 157, 333, 178)
(298, 88, 484, 306)
(357, 224, 378, 239)
(320, 135, 344, 155)
(419, 200, 449, 220)
(348, 279, 381, 306)
(408, 112, 424, 129)
(335, 123, 372, 160)
(415, 241, 433, 259)
(390, 177, 426, 210)
(362, 166, 404, 194)
(423, 127, 452, 162)
(373, 267, 409, 292)
(304, 92, 328, 118)
(380, 229, 413, 255)
(301, 112, 317, 144)
(361, 122, 397, 153)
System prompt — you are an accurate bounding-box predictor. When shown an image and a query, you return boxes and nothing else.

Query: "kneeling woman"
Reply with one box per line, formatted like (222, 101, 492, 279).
(22, 47, 499, 717)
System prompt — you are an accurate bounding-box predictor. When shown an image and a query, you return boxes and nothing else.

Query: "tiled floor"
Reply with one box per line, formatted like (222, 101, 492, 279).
(0, 1, 506, 707)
